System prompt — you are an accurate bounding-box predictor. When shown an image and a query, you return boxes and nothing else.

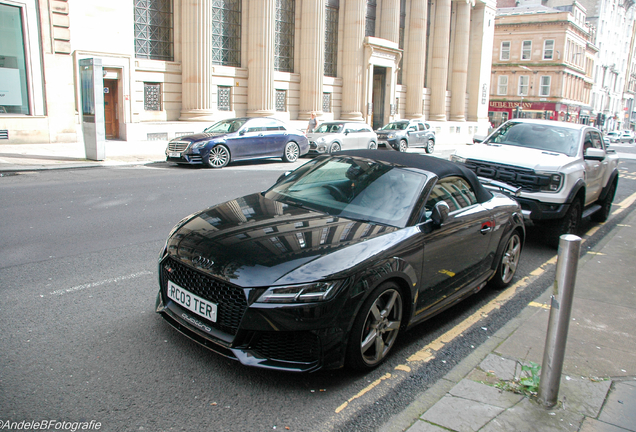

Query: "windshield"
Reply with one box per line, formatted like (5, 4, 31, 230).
(314, 123, 344, 134)
(204, 119, 246, 134)
(485, 122, 581, 156)
(380, 122, 408, 131)
(264, 156, 427, 227)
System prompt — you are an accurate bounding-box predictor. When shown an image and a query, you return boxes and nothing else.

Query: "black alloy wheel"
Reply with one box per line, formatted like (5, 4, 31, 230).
(490, 231, 522, 289)
(592, 181, 617, 222)
(547, 198, 582, 248)
(346, 282, 403, 370)
(204, 145, 230, 168)
(283, 142, 300, 163)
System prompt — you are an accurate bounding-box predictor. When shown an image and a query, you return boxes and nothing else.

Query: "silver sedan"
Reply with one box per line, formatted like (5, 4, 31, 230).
(307, 122, 378, 154)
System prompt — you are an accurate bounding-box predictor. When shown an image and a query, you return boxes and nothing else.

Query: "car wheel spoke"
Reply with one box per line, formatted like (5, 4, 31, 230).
(361, 329, 378, 354)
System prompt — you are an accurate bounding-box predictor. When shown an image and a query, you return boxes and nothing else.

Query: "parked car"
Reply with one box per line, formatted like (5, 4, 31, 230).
(165, 117, 309, 168)
(606, 131, 621, 143)
(602, 135, 611, 148)
(453, 119, 619, 247)
(156, 150, 525, 372)
(620, 130, 635, 143)
(376, 120, 436, 153)
(306, 122, 377, 154)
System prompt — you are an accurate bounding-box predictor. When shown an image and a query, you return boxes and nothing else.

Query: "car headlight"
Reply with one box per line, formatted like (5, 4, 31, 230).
(450, 154, 466, 164)
(256, 280, 343, 303)
(387, 133, 396, 139)
(316, 137, 326, 144)
(537, 172, 563, 192)
(192, 141, 208, 149)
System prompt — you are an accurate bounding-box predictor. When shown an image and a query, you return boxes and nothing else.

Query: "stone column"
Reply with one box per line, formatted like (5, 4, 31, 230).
(466, 1, 495, 123)
(380, 0, 400, 43)
(299, 0, 326, 119)
(449, 0, 471, 121)
(180, 0, 215, 121)
(405, 0, 428, 119)
(247, 0, 275, 117)
(429, 0, 452, 121)
(341, 0, 366, 121)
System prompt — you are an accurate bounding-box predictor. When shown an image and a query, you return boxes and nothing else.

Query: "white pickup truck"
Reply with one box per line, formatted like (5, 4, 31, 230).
(451, 119, 619, 247)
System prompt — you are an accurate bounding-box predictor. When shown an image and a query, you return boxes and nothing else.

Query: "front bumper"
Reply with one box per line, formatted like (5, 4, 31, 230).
(515, 196, 569, 221)
(308, 141, 328, 154)
(155, 256, 350, 372)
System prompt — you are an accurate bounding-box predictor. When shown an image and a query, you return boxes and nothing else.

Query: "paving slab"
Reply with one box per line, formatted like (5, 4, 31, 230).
(579, 417, 635, 432)
(598, 381, 636, 431)
(478, 354, 518, 381)
(420, 394, 504, 432)
(449, 379, 523, 409)
(558, 376, 611, 417)
(480, 398, 584, 432)
(405, 420, 449, 432)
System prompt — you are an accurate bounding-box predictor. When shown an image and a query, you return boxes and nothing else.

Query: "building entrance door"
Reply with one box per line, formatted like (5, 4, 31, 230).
(372, 66, 386, 130)
(103, 79, 119, 139)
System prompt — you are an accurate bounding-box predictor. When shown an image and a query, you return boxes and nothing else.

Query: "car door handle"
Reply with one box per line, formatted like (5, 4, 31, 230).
(480, 222, 493, 234)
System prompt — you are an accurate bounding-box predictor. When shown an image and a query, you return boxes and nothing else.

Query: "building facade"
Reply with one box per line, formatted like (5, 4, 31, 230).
(489, 3, 598, 128)
(0, 0, 496, 146)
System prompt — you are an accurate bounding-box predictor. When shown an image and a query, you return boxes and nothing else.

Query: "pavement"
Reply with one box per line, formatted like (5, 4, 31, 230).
(1, 140, 635, 432)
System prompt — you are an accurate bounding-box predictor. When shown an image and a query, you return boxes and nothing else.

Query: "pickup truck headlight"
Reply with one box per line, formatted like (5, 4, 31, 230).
(537, 173, 563, 192)
(256, 280, 343, 303)
(450, 154, 466, 164)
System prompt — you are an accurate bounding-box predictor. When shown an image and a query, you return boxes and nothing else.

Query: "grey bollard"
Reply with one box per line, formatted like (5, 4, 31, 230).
(537, 234, 581, 408)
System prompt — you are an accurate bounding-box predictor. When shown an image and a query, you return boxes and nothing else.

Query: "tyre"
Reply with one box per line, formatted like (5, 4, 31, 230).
(398, 139, 408, 152)
(591, 180, 617, 222)
(329, 142, 341, 153)
(490, 231, 522, 289)
(282, 141, 300, 163)
(204, 145, 230, 168)
(368, 141, 378, 150)
(346, 282, 403, 370)
(547, 198, 582, 248)
(425, 138, 435, 154)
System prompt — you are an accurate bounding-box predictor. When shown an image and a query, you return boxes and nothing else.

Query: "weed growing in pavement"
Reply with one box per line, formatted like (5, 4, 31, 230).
(493, 361, 542, 397)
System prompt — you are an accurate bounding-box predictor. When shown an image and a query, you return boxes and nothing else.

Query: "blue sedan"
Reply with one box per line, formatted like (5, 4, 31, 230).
(166, 117, 309, 168)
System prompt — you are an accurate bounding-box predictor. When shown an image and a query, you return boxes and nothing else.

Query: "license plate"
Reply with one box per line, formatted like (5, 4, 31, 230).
(378, 140, 388, 145)
(168, 152, 181, 158)
(167, 281, 217, 323)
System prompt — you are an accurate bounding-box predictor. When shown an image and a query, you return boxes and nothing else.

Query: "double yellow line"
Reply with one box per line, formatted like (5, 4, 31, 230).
(335, 191, 636, 414)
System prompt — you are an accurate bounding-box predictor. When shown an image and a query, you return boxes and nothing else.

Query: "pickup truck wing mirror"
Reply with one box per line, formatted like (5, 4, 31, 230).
(584, 148, 605, 161)
(431, 201, 450, 227)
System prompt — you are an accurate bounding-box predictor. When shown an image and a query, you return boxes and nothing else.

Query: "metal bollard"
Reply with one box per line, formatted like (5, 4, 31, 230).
(537, 234, 581, 408)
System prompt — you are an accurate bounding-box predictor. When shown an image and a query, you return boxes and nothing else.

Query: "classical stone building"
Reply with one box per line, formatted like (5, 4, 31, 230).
(0, 0, 496, 145)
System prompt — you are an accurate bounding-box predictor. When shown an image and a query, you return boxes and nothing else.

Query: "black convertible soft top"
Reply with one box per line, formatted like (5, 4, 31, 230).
(337, 149, 493, 203)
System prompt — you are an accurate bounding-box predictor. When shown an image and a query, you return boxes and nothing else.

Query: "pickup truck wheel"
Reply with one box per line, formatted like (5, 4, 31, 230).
(592, 181, 617, 222)
(425, 139, 435, 154)
(547, 199, 582, 248)
(399, 139, 408, 152)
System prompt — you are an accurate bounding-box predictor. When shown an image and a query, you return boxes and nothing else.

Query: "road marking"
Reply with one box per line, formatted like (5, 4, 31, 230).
(335, 373, 392, 414)
(45, 271, 153, 297)
(529, 301, 550, 310)
(612, 191, 636, 216)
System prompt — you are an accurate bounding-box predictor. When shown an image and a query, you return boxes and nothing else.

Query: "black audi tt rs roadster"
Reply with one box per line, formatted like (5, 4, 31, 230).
(156, 150, 525, 372)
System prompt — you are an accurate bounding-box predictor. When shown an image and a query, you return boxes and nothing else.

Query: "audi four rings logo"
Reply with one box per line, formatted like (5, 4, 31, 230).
(192, 255, 214, 269)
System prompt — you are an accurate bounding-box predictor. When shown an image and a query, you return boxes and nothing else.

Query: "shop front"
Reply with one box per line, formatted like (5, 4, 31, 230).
(488, 101, 583, 128)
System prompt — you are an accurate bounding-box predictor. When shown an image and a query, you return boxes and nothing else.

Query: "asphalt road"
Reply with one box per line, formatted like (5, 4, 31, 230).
(1, 149, 635, 432)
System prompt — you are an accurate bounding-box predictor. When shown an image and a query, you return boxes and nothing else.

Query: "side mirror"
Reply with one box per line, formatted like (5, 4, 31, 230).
(584, 148, 605, 161)
(239, 129, 246, 136)
(344, 130, 350, 135)
(431, 201, 450, 226)
(473, 134, 486, 143)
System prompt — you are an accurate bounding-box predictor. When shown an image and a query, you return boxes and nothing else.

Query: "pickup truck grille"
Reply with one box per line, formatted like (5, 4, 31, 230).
(463, 159, 551, 192)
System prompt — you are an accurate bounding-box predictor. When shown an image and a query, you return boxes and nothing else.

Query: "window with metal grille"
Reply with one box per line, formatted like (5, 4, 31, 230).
(276, 90, 287, 112)
(323, 92, 331, 113)
(397, 0, 406, 84)
(365, 0, 376, 37)
(134, 0, 173, 61)
(144, 83, 161, 111)
(211, 0, 241, 67)
(324, 0, 339, 77)
(275, 0, 295, 72)
(218, 86, 231, 111)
